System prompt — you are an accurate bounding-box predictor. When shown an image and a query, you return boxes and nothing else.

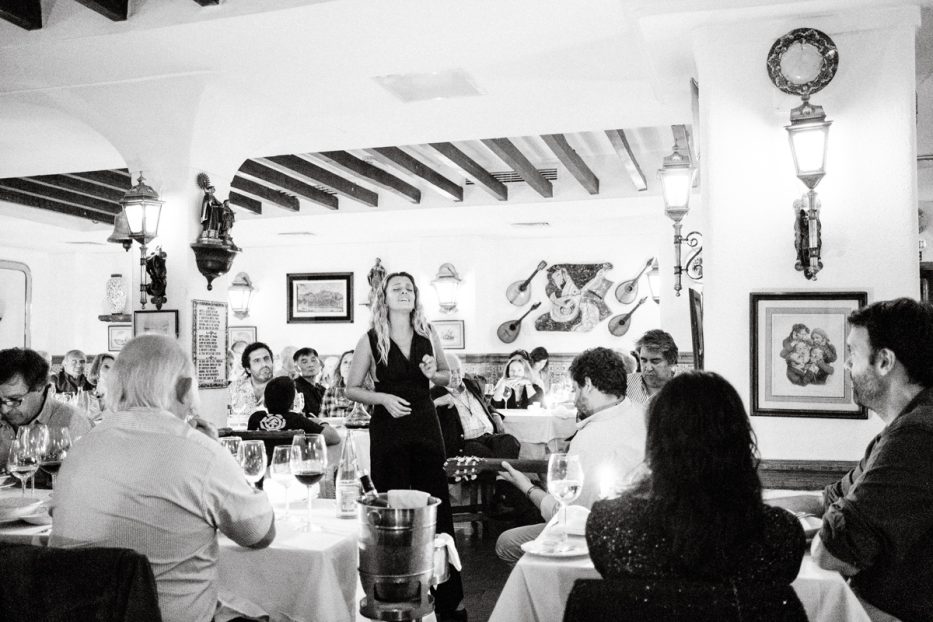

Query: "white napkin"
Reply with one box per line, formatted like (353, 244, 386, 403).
(435, 532, 462, 571)
(387, 489, 431, 508)
(544, 505, 590, 536)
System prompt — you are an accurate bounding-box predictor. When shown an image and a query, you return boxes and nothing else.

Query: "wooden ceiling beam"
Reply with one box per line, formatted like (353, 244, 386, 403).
(0, 0, 41, 30)
(541, 134, 599, 195)
(428, 142, 507, 201)
(231, 176, 298, 212)
(315, 151, 421, 204)
(228, 192, 261, 215)
(29, 174, 126, 203)
(605, 129, 647, 191)
(0, 178, 120, 215)
(69, 169, 131, 192)
(364, 147, 463, 202)
(73, 0, 127, 21)
(481, 138, 553, 198)
(0, 185, 115, 224)
(266, 155, 377, 208)
(238, 160, 338, 211)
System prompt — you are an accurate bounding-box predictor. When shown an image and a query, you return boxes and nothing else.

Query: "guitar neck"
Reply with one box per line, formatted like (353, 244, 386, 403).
(444, 457, 547, 476)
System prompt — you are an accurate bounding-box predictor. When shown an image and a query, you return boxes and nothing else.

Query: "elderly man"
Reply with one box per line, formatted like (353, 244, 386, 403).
(229, 341, 303, 422)
(495, 347, 646, 563)
(293, 347, 325, 416)
(772, 298, 933, 621)
(627, 329, 679, 405)
(51, 335, 275, 622)
(0, 348, 91, 468)
(52, 349, 95, 394)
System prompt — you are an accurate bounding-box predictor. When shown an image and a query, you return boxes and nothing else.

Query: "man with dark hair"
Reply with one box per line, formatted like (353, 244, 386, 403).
(229, 342, 303, 424)
(52, 349, 95, 393)
(494, 347, 646, 563)
(248, 377, 340, 443)
(772, 298, 933, 621)
(293, 347, 325, 416)
(628, 329, 679, 405)
(0, 348, 91, 468)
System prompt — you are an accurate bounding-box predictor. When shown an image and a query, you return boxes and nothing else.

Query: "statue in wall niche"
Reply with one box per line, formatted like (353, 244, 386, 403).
(196, 173, 239, 251)
(145, 247, 168, 310)
(218, 200, 240, 251)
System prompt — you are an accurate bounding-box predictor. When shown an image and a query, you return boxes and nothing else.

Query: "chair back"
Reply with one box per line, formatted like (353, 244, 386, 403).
(563, 577, 807, 622)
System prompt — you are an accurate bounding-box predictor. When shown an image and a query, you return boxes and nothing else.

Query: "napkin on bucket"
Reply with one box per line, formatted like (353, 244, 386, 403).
(387, 489, 431, 509)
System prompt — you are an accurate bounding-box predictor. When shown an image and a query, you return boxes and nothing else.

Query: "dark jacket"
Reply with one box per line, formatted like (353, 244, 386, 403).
(294, 376, 325, 416)
(431, 375, 504, 458)
(52, 369, 94, 393)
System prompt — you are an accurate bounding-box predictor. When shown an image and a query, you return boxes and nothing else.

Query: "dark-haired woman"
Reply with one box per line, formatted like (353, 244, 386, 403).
(586, 371, 804, 586)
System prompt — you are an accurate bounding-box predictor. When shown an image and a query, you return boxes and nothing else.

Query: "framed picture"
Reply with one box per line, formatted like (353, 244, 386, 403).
(434, 319, 465, 350)
(287, 273, 354, 323)
(108, 324, 132, 352)
(133, 309, 179, 339)
(229, 326, 257, 345)
(688, 288, 704, 370)
(750, 292, 867, 419)
(191, 300, 228, 390)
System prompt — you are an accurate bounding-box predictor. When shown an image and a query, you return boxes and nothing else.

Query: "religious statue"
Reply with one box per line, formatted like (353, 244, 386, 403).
(196, 172, 238, 251)
(145, 247, 168, 310)
(218, 199, 240, 251)
(366, 257, 386, 308)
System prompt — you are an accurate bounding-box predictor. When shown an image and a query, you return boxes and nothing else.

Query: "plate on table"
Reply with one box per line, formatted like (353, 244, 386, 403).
(798, 514, 822, 540)
(0, 475, 16, 489)
(521, 539, 589, 558)
(0, 497, 44, 522)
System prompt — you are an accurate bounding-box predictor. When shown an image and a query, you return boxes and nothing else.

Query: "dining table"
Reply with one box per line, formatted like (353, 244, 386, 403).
(498, 407, 578, 459)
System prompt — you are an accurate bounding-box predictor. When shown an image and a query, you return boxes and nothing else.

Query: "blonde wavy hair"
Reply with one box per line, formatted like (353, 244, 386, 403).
(371, 271, 432, 365)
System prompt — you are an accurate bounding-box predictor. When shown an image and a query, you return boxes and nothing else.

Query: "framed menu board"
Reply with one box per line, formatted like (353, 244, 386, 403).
(192, 299, 228, 389)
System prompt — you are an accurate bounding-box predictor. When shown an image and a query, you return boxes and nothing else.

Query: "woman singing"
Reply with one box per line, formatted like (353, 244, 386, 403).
(346, 271, 466, 622)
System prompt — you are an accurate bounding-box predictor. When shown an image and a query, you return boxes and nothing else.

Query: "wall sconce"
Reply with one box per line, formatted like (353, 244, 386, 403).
(647, 258, 660, 304)
(767, 27, 838, 280)
(431, 263, 462, 313)
(228, 272, 255, 319)
(117, 172, 164, 309)
(658, 125, 696, 297)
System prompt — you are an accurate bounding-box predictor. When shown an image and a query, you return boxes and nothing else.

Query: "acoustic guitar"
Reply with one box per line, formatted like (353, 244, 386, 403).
(444, 455, 548, 481)
(496, 302, 541, 344)
(506, 260, 547, 306)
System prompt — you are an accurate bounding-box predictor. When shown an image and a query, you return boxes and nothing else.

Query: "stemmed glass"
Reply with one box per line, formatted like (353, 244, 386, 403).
(239, 440, 267, 489)
(546, 453, 584, 551)
(6, 439, 39, 497)
(270, 446, 295, 520)
(219, 436, 242, 461)
(17, 425, 46, 494)
(39, 427, 71, 489)
(290, 434, 327, 532)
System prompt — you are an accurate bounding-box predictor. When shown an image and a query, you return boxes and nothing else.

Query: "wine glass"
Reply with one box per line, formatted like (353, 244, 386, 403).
(239, 440, 267, 488)
(17, 424, 46, 494)
(219, 437, 242, 461)
(546, 453, 584, 551)
(290, 434, 327, 532)
(6, 439, 38, 497)
(270, 446, 295, 520)
(40, 427, 72, 489)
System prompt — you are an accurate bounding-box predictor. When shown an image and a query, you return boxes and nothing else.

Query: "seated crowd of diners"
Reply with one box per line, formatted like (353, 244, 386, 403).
(1, 297, 931, 622)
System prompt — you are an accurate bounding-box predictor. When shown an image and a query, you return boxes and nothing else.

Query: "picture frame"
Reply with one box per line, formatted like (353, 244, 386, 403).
(287, 273, 354, 323)
(107, 324, 133, 352)
(229, 326, 257, 346)
(133, 309, 179, 339)
(191, 300, 228, 390)
(688, 288, 704, 370)
(750, 292, 867, 419)
(434, 319, 465, 350)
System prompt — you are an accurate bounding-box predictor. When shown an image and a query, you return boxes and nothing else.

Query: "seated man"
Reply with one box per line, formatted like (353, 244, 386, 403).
(627, 329, 678, 406)
(52, 349, 95, 394)
(432, 353, 519, 460)
(0, 348, 91, 469)
(293, 347, 326, 416)
(229, 341, 303, 424)
(50, 335, 276, 622)
(771, 298, 933, 621)
(495, 347, 646, 563)
(249, 376, 340, 445)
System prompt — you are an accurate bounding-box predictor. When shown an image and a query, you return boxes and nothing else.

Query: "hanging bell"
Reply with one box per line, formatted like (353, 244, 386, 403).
(107, 210, 134, 251)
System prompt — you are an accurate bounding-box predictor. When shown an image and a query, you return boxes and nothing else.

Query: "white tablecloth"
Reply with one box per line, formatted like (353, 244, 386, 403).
(489, 544, 870, 622)
(499, 409, 578, 459)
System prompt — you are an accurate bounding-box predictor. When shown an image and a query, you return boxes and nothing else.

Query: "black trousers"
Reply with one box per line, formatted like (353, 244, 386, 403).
(463, 432, 520, 459)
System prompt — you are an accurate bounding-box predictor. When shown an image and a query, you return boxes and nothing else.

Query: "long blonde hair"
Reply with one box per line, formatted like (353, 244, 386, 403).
(371, 271, 432, 365)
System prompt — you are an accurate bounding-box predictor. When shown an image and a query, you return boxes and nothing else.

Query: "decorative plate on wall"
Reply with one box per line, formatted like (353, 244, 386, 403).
(766, 27, 838, 97)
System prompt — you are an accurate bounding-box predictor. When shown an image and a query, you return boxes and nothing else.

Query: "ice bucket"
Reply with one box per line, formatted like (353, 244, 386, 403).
(358, 493, 449, 621)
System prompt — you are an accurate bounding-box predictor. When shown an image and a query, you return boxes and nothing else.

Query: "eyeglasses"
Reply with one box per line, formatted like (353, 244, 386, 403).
(0, 395, 28, 408)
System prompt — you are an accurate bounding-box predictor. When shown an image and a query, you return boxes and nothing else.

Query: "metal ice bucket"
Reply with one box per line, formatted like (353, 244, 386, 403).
(358, 493, 449, 621)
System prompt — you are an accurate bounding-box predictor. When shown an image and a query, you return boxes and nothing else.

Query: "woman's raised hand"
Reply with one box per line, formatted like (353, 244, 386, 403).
(381, 394, 412, 418)
(419, 354, 437, 379)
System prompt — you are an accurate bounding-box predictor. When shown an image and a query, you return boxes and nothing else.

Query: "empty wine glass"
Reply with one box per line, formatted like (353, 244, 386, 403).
(17, 424, 46, 494)
(546, 453, 584, 551)
(290, 434, 327, 532)
(7, 439, 38, 497)
(239, 440, 267, 488)
(40, 427, 71, 489)
(219, 437, 242, 461)
(270, 446, 295, 520)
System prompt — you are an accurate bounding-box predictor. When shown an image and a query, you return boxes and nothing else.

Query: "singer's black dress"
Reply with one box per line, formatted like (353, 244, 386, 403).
(366, 328, 463, 613)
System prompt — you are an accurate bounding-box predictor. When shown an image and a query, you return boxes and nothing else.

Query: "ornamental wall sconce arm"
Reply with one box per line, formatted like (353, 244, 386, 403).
(767, 27, 838, 280)
(109, 172, 165, 309)
(190, 173, 240, 290)
(658, 125, 697, 297)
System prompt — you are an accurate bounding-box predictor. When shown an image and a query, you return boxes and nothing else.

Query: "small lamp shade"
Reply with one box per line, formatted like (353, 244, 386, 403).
(786, 107, 831, 189)
(121, 173, 163, 243)
(431, 263, 462, 313)
(228, 272, 254, 319)
(658, 151, 696, 218)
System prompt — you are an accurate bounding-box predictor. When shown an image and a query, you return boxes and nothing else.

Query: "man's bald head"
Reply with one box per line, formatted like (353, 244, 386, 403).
(446, 353, 464, 389)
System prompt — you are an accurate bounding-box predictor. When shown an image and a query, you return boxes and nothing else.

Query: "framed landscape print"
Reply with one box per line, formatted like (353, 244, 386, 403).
(108, 324, 132, 352)
(229, 326, 257, 345)
(287, 273, 353, 323)
(434, 319, 465, 350)
(133, 309, 179, 339)
(750, 292, 867, 419)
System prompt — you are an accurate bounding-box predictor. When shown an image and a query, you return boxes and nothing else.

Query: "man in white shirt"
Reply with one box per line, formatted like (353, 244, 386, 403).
(627, 329, 679, 406)
(495, 347, 646, 563)
(51, 335, 275, 622)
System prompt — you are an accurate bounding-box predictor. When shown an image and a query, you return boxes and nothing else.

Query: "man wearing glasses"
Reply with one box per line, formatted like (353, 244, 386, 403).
(0, 348, 91, 468)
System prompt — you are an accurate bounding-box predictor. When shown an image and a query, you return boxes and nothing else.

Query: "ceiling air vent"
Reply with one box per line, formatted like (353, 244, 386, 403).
(510, 222, 551, 228)
(277, 231, 315, 237)
(65, 241, 105, 245)
(466, 168, 558, 185)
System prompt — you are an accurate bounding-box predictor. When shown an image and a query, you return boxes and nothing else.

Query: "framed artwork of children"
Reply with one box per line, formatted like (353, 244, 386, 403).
(750, 292, 867, 419)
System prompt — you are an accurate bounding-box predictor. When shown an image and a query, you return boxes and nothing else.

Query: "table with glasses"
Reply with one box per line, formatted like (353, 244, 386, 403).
(498, 408, 578, 459)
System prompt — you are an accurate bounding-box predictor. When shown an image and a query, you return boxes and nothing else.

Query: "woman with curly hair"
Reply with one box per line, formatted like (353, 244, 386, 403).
(346, 271, 465, 622)
(586, 371, 804, 586)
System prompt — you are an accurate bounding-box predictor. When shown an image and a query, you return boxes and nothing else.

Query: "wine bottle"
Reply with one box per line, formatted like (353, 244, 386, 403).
(335, 431, 361, 518)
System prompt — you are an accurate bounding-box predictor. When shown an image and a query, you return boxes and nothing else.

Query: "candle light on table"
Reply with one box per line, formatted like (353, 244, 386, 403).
(598, 465, 616, 500)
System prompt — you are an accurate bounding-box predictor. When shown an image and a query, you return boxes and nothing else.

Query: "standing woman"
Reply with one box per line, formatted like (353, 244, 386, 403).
(346, 272, 465, 622)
